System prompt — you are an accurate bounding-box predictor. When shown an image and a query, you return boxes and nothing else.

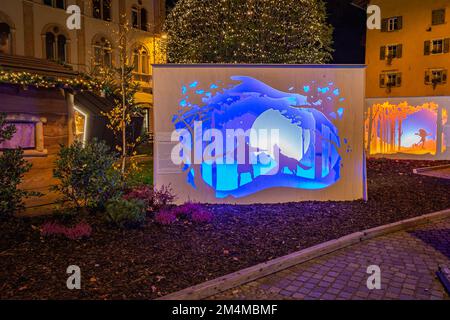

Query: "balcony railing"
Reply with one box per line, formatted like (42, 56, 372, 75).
(133, 73, 152, 83)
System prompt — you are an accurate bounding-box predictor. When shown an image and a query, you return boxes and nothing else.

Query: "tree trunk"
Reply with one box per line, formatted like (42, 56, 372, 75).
(374, 114, 379, 153)
(398, 119, 402, 151)
(121, 64, 127, 174)
(390, 119, 395, 152)
(367, 107, 373, 154)
(436, 105, 443, 155)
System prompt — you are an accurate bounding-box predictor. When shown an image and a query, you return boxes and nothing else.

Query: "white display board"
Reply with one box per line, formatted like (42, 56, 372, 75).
(153, 65, 366, 204)
(366, 97, 450, 160)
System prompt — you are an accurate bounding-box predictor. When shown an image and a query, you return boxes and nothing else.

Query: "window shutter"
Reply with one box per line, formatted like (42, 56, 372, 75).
(432, 9, 446, 25)
(424, 41, 431, 55)
(381, 19, 388, 32)
(397, 16, 403, 30)
(396, 73, 402, 87)
(379, 74, 386, 87)
(444, 38, 450, 53)
(425, 71, 430, 84)
(380, 46, 386, 60)
(443, 70, 448, 83)
(397, 44, 403, 58)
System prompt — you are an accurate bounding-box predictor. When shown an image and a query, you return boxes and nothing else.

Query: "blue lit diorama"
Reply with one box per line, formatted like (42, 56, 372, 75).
(171, 76, 349, 198)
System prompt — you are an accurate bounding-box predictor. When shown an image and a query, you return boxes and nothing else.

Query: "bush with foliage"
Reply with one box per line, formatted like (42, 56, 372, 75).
(174, 202, 213, 223)
(155, 209, 177, 225)
(191, 208, 214, 224)
(105, 198, 146, 227)
(155, 202, 213, 225)
(41, 221, 92, 240)
(52, 139, 122, 210)
(0, 114, 34, 217)
(124, 184, 175, 213)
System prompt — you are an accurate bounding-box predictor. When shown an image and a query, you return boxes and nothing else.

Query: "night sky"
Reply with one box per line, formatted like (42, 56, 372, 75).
(165, 0, 366, 64)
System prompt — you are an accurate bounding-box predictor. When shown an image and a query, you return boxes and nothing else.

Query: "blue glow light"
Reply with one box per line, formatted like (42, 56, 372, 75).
(172, 76, 344, 198)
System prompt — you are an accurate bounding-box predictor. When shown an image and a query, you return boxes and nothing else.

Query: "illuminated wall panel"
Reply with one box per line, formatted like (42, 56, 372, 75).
(365, 97, 450, 160)
(154, 65, 366, 204)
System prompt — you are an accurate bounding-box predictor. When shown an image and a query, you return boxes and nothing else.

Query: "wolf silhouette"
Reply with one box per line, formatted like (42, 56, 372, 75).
(273, 144, 312, 175)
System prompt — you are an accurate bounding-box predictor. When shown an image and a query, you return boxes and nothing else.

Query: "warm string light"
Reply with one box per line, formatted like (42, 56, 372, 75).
(164, 0, 333, 64)
(0, 70, 104, 92)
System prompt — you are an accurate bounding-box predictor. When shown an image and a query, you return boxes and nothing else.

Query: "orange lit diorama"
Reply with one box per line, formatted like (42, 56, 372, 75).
(365, 100, 449, 158)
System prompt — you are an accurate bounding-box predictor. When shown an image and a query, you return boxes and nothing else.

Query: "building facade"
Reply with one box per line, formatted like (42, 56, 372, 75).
(366, 0, 450, 98)
(365, 0, 450, 160)
(0, 1, 166, 212)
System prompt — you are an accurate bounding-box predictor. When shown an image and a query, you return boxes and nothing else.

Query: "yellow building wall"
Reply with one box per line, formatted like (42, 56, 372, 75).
(366, 0, 450, 98)
(0, 0, 165, 74)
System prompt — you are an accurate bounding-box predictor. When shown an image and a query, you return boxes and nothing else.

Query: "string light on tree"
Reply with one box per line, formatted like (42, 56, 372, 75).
(164, 0, 333, 64)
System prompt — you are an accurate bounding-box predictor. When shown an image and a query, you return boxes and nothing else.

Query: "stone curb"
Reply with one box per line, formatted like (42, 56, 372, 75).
(413, 164, 450, 174)
(158, 208, 450, 300)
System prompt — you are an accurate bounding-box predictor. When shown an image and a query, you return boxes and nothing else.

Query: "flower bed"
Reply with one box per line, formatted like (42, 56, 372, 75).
(1, 159, 450, 299)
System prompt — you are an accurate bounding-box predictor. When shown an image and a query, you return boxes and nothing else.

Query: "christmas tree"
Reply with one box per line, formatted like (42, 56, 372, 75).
(164, 0, 333, 64)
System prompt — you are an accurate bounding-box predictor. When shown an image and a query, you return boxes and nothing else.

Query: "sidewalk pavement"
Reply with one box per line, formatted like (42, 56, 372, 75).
(211, 217, 450, 300)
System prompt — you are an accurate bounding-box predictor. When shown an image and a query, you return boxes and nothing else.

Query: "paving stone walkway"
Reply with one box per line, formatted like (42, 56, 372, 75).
(211, 217, 450, 300)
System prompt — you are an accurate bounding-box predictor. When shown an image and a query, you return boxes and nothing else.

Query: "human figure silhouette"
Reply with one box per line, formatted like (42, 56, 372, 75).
(415, 129, 431, 149)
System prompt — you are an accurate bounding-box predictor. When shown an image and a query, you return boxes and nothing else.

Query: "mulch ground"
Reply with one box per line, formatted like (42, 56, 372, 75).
(1, 158, 450, 300)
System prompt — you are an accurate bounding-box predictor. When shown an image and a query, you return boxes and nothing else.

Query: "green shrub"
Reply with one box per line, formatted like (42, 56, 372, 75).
(105, 198, 146, 227)
(0, 114, 34, 217)
(52, 139, 121, 210)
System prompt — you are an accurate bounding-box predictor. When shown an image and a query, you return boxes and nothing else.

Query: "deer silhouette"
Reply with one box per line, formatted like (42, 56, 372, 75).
(236, 142, 261, 187)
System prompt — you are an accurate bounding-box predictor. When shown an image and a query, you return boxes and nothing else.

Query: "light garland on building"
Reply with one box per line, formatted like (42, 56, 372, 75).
(164, 0, 333, 64)
(0, 70, 103, 92)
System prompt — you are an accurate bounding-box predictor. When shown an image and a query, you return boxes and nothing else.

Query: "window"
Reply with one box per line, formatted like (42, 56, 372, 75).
(387, 73, 401, 87)
(74, 107, 88, 144)
(93, 0, 112, 21)
(44, 26, 68, 63)
(432, 9, 446, 25)
(380, 44, 403, 61)
(0, 22, 12, 54)
(0, 114, 47, 156)
(93, 36, 112, 67)
(131, 5, 148, 31)
(382, 16, 403, 32)
(425, 38, 450, 55)
(380, 72, 402, 88)
(43, 0, 65, 9)
(45, 32, 55, 60)
(432, 39, 443, 54)
(0, 123, 36, 149)
(133, 45, 150, 80)
(142, 108, 151, 134)
(425, 69, 447, 86)
(388, 17, 398, 31)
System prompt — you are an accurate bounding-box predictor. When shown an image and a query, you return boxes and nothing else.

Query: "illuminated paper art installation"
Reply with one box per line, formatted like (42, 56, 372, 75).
(154, 65, 366, 204)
